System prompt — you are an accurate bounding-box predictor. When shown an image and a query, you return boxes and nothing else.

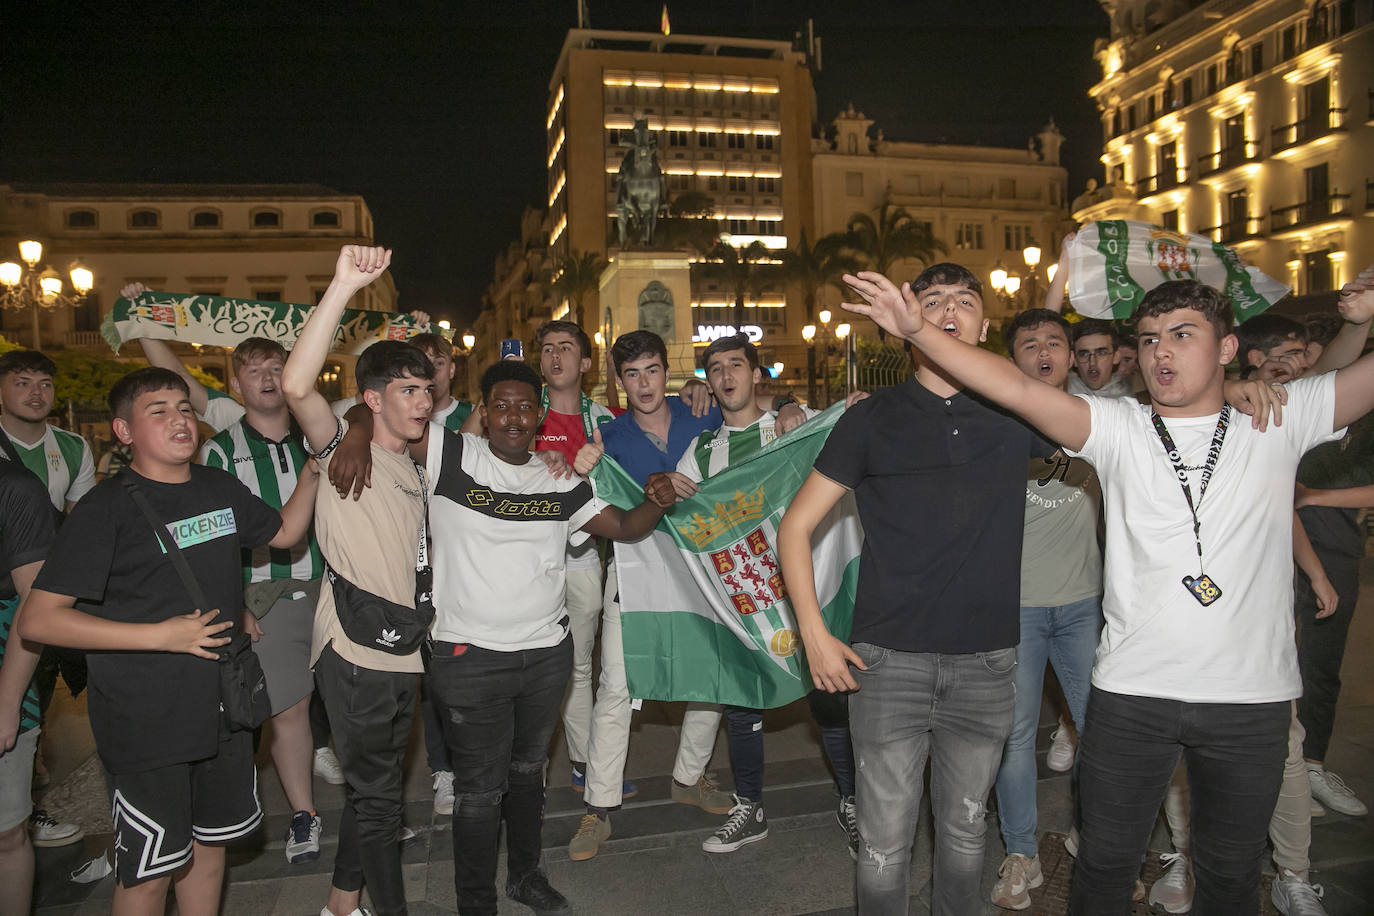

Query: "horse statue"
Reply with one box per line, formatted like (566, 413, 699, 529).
(616, 118, 668, 248)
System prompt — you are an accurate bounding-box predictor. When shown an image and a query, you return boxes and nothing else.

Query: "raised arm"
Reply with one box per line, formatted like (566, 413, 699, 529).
(778, 470, 865, 693)
(284, 246, 392, 452)
(844, 271, 1092, 450)
(1329, 268, 1374, 431)
(1312, 266, 1374, 374)
(1042, 232, 1075, 314)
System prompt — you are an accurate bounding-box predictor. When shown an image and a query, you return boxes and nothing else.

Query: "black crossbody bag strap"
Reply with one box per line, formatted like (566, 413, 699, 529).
(119, 474, 210, 612)
(0, 429, 23, 465)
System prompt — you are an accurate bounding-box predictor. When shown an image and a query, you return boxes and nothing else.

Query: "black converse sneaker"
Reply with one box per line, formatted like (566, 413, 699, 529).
(701, 796, 768, 853)
(837, 795, 859, 860)
(506, 868, 572, 916)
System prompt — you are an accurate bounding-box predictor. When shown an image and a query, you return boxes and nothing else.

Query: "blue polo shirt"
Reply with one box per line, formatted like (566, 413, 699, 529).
(600, 396, 721, 484)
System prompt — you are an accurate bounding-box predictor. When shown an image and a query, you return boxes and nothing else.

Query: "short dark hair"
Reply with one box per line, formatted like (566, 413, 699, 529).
(1005, 309, 1071, 350)
(1236, 313, 1307, 360)
(1304, 313, 1344, 349)
(1132, 280, 1234, 338)
(909, 262, 984, 298)
(230, 337, 288, 374)
(536, 320, 592, 361)
(108, 367, 190, 420)
(700, 332, 759, 371)
(354, 340, 435, 394)
(1071, 318, 1119, 348)
(479, 360, 541, 401)
(407, 332, 453, 362)
(1118, 331, 1138, 350)
(611, 330, 668, 375)
(0, 349, 57, 380)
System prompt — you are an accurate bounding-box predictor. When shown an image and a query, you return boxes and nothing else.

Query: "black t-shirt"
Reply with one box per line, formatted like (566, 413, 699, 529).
(0, 461, 54, 599)
(813, 377, 1052, 654)
(1297, 413, 1374, 563)
(33, 465, 281, 773)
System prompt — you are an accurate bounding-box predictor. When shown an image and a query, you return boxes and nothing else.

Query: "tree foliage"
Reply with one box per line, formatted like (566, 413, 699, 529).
(843, 198, 946, 280)
(697, 240, 773, 328)
(551, 249, 609, 329)
(778, 229, 861, 322)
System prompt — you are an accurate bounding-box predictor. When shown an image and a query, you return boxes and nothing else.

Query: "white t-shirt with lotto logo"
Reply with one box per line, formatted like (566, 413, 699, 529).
(1070, 372, 1342, 704)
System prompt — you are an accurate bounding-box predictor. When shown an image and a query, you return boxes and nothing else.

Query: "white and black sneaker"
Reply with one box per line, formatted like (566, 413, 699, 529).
(285, 810, 321, 864)
(837, 795, 859, 860)
(30, 809, 83, 847)
(701, 796, 768, 853)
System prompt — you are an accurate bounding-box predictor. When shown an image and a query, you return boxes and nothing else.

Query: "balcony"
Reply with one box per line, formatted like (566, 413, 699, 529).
(1271, 109, 1348, 156)
(1197, 216, 1264, 246)
(1136, 169, 1186, 198)
(1269, 194, 1352, 237)
(1197, 143, 1261, 179)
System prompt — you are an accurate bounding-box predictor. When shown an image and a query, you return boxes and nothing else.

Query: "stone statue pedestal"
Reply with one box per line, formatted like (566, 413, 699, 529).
(598, 250, 696, 388)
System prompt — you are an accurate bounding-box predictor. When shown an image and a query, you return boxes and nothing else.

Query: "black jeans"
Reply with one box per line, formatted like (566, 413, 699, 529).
(421, 677, 452, 773)
(1070, 687, 1288, 915)
(1296, 556, 1360, 762)
(315, 645, 419, 916)
(724, 689, 855, 803)
(427, 637, 573, 916)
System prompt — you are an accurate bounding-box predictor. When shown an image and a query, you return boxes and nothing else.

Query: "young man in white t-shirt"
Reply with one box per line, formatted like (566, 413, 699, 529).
(844, 269, 1374, 913)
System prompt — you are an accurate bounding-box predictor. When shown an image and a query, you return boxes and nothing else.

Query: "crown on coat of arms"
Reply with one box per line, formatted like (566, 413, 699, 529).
(675, 486, 766, 549)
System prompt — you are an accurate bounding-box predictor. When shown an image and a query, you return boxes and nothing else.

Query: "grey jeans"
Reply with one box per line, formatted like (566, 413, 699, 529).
(849, 643, 1016, 915)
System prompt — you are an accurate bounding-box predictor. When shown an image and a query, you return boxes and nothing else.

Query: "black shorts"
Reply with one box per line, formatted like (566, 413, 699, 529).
(106, 730, 261, 887)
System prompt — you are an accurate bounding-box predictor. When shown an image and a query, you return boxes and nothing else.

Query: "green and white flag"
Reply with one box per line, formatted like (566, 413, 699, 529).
(1067, 220, 1289, 322)
(592, 404, 861, 709)
(102, 291, 431, 355)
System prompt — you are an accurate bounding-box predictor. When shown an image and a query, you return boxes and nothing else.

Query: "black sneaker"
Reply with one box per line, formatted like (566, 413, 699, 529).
(285, 810, 321, 864)
(837, 795, 859, 860)
(506, 868, 572, 916)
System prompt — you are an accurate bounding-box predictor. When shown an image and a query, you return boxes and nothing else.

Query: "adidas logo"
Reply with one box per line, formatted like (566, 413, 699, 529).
(376, 627, 400, 648)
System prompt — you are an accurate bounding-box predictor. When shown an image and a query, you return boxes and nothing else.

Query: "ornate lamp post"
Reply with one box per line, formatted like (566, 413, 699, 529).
(802, 323, 817, 406)
(817, 309, 834, 407)
(1022, 243, 1042, 307)
(835, 322, 855, 398)
(0, 240, 94, 350)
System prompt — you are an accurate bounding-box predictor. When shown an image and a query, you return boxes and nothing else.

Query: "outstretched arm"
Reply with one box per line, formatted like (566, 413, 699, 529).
(844, 271, 1092, 450)
(579, 472, 676, 540)
(1042, 232, 1075, 314)
(778, 470, 866, 693)
(284, 246, 393, 452)
(269, 460, 321, 548)
(125, 283, 213, 416)
(1329, 268, 1374, 431)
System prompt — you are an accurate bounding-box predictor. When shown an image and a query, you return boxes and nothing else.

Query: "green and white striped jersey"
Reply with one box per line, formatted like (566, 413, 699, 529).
(201, 419, 323, 584)
(1, 424, 96, 510)
(676, 407, 818, 483)
(200, 386, 245, 434)
(433, 398, 475, 431)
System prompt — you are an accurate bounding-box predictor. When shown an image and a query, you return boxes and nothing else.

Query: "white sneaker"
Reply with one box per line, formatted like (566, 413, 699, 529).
(432, 770, 455, 816)
(319, 907, 374, 916)
(1311, 796, 1326, 817)
(1147, 852, 1193, 913)
(1046, 720, 1075, 772)
(1271, 872, 1328, 916)
(1064, 826, 1079, 857)
(30, 809, 84, 847)
(313, 746, 346, 785)
(990, 853, 1043, 910)
(1307, 765, 1367, 816)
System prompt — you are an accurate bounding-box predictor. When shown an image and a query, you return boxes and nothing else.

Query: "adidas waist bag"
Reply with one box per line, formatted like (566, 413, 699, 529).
(327, 564, 435, 656)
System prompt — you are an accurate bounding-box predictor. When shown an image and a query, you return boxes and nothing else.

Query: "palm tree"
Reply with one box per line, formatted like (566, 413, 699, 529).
(656, 190, 723, 254)
(843, 197, 945, 280)
(777, 229, 861, 323)
(551, 249, 608, 329)
(698, 240, 772, 329)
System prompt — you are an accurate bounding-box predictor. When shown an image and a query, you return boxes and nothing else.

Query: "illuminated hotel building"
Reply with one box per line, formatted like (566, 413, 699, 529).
(545, 28, 816, 367)
(1072, 0, 1373, 298)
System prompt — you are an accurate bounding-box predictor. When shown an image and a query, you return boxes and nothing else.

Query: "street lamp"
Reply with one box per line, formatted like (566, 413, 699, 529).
(462, 332, 476, 350)
(835, 322, 855, 399)
(1022, 244, 1042, 306)
(0, 240, 95, 350)
(802, 323, 817, 406)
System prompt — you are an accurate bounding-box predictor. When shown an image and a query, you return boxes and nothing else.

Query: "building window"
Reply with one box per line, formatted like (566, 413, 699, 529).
(755, 134, 775, 151)
(1225, 45, 1242, 84)
(667, 129, 690, 147)
(1250, 42, 1263, 74)
(1161, 209, 1179, 231)
(1128, 105, 1138, 131)
(699, 131, 718, 148)
(670, 174, 691, 191)
(845, 171, 864, 197)
(726, 133, 748, 149)
(1304, 250, 1332, 292)
(607, 128, 625, 145)
(1206, 63, 1219, 95)
(65, 209, 97, 229)
(755, 177, 778, 194)
(706, 176, 719, 192)
(1111, 108, 1123, 136)
(955, 223, 984, 250)
(129, 209, 160, 229)
(727, 175, 749, 193)
(191, 209, 220, 229)
(998, 177, 1017, 198)
(1281, 25, 1297, 60)
(1003, 224, 1033, 250)
(311, 209, 341, 228)
(252, 209, 282, 229)
(727, 219, 752, 234)
(1147, 94, 1158, 121)
(1182, 76, 1194, 106)
(254, 289, 283, 303)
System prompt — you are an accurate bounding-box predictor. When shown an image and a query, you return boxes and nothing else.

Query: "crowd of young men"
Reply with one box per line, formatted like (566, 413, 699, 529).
(0, 241, 1371, 916)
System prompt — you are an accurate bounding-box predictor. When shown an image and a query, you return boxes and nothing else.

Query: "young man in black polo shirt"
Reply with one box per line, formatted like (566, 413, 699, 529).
(779, 262, 1051, 913)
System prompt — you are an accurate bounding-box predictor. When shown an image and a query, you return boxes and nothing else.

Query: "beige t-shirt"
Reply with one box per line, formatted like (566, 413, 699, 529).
(310, 419, 426, 673)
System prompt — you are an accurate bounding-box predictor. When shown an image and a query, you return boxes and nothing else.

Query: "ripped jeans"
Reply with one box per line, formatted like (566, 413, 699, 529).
(426, 637, 574, 915)
(849, 643, 1016, 915)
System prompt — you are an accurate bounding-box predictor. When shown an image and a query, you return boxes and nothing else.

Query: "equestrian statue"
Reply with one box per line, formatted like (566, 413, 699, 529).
(615, 117, 668, 248)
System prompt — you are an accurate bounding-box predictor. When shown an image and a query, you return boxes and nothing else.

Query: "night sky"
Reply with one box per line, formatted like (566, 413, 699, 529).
(6, 0, 1109, 327)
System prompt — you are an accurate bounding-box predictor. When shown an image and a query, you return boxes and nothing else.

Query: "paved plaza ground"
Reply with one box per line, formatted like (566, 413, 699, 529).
(27, 558, 1374, 915)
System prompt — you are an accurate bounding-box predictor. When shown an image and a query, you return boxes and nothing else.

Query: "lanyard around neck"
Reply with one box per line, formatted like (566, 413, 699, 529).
(1149, 405, 1230, 574)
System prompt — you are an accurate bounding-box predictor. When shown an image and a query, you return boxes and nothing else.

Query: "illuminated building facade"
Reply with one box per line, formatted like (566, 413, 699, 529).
(1073, 0, 1374, 298)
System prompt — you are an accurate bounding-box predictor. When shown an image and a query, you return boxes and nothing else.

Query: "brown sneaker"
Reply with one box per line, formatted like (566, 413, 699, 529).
(671, 774, 735, 815)
(991, 853, 1043, 910)
(568, 813, 611, 861)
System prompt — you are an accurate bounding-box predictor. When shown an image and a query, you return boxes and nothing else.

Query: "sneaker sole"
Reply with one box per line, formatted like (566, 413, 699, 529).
(992, 871, 1044, 911)
(1312, 795, 1367, 817)
(33, 830, 85, 848)
(674, 795, 735, 815)
(286, 848, 321, 864)
(313, 768, 346, 786)
(1046, 755, 1074, 772)
(702, 828, 769, 853)
(434, 800, 454, 816)
(569, 841, 606, 862)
